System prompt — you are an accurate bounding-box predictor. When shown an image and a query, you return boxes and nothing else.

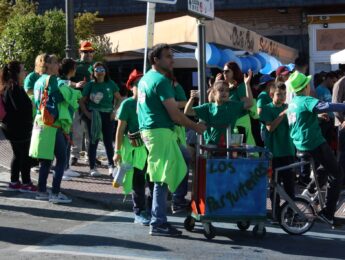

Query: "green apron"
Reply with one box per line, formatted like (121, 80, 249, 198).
(121, 136, 148, 195)
(141, 128, 187, 193)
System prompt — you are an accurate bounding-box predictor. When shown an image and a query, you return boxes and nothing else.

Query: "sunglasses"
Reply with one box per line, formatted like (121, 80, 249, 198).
(82, 50, 94, 54)
(94, 67, 105, 73)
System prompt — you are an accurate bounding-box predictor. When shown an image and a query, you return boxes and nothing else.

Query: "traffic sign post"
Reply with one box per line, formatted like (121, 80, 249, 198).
(137, 0, 177, 4)
(188, 0, 214, 20)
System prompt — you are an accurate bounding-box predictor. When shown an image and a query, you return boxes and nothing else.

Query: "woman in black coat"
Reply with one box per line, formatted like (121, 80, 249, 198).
(0, 61, 36, 192)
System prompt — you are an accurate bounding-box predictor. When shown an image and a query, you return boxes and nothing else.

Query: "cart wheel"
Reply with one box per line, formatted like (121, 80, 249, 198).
(203, 223, 216, 240)
(280, 197, 315, 235)
(253, 224, 266, 238)
(237, 221, 250, 231)
(184, 216, 195, 232)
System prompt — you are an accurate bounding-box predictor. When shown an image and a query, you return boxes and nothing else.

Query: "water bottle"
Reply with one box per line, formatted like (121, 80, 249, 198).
(112, 163, 132, 188)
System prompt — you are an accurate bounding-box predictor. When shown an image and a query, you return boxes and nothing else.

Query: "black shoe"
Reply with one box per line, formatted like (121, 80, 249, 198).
(318, 209, 334, 226)
(70, 157, 78, 166)
(149, 223, 182, 237)
(298, 177, 311, 188)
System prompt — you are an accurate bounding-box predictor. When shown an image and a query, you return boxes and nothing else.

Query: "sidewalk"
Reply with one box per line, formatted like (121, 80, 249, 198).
(1, 129, 345, 218)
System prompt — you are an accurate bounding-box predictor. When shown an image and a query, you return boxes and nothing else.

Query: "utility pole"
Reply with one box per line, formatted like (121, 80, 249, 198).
(65, 0, 75, 58)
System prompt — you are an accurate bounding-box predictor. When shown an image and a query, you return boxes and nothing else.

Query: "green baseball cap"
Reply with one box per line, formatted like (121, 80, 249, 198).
(286, 71, 312, 93)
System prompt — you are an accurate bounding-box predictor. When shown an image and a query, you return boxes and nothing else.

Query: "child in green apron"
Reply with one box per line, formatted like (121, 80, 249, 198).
(114, 69, 153, 225)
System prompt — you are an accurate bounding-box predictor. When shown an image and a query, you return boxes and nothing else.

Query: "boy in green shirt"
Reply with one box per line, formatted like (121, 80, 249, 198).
(260, 82, 295, 218)
(257, 74, 274, 143)
(286, 71, 345, 225)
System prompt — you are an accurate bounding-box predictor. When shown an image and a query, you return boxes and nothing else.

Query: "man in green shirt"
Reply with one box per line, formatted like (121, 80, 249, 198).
(260, 82, 295, 218)
(138, 44, 206, 237)
(70, 41, 95, 166)
(286, 71, 345, 225)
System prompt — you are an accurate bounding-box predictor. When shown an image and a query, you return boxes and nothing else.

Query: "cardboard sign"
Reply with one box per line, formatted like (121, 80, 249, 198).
(205, 159, 268, 217)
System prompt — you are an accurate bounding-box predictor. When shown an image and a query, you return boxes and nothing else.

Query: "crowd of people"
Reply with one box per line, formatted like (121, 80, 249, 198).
(1, 41, 345, 236)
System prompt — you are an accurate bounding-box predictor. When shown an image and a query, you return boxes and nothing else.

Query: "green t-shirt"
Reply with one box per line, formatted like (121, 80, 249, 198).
(193, 101, 244, 145)
(260, 103, 295, 157)
(257, 91, 273, 133)
(24, 72, 41, 91)
(137, 70, 175, 130)
(71, 59, 93, 83)
(287, 95, 325, 151)
(229, 82, 247, 117)
(33, 74, 63, 113)
(174, 83, 187, 102)
(257, 91, 272, 108)
(82, 80, 119, 112)
(117, 97, 139, 134)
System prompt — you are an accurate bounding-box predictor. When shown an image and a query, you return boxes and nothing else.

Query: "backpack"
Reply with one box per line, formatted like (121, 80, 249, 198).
(0, 94, 6, 121)
(39, 76, 58, 126)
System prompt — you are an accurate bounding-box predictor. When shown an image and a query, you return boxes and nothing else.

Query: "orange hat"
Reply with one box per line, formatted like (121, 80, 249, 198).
(80, 41, 94, 51)
(126, 69, 143, 90)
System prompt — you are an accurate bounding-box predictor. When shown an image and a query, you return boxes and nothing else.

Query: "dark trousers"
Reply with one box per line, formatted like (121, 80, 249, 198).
(38, 129, 67, 194)
(86, 112, 114, 169)
(338, 127, 345, 185)
(9, 139, 32, 184)
(132, 166, 154, 215)
(309, 142, 344, 216)
(270, 156, 296, 216)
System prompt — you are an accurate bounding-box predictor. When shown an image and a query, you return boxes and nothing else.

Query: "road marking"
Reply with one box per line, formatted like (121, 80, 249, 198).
(21, 247, 160, 260)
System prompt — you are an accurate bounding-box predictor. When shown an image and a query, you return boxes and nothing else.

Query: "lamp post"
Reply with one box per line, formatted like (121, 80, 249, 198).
(65, 0, 75, 58)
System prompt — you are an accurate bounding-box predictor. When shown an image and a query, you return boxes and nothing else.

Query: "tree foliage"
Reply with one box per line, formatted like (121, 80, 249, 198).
(0, 1, 110, 70)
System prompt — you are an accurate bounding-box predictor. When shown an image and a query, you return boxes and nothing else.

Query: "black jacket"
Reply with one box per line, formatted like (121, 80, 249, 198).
(2, 86, 33, 141)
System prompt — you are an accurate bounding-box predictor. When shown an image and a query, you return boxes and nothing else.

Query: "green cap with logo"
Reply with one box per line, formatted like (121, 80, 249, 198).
(286, 71, 312, 93)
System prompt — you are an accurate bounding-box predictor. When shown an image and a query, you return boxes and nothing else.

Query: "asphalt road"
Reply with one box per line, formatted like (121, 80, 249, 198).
(1, 171, 345, 260)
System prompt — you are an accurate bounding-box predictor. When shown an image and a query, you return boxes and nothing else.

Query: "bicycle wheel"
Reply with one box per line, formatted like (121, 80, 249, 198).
(280, 197, 315, 235)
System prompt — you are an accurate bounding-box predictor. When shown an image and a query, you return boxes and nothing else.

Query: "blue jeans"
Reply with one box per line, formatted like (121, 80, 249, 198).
(38, 129, 67, 194)
(150, 183, 168, 227)
(172, 145, 191, 204)
(86, 112, 114, 169)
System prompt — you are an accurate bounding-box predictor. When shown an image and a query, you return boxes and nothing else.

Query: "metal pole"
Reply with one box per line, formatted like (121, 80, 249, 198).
(143, 2, 156, 74)
(197, 18, 206, 105)
(65, 0, 75, 58)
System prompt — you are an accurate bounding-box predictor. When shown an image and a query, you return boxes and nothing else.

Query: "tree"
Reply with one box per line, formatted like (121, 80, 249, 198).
(0, 1, 111, 70)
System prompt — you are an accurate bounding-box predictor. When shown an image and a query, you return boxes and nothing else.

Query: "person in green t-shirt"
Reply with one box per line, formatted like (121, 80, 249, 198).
(286, 71, 345, 225)
(137, 44, 206, 237)
(114, 69, 153, 226)
(260, 82, 295, 218)
(257, 74, 275, 143)
(216, 61, 256, 147)
(185, 80, 253, 146)
(79, 62, 121, 177)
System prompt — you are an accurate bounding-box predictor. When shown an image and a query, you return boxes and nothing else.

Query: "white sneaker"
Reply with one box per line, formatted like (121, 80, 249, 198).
(90, 169, 102, 177)
(49, 192, 72, 204)
(108, 166, 115, 176)
(62, 175, 73, 181)
(64, 169, 80, 177)
(301, 189, 316, 201)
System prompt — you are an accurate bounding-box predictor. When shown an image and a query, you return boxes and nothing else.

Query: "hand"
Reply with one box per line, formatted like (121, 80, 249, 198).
(113, 153, 122, 165)
(215, 73, 223, 82)
(76, 81, 86, 89)
(194, 122, 207, 134)
(244, 69, 253, 85)
(190, 90, 199, 99)
(279, 109, 288, 117)
(318, 113, 330, 122)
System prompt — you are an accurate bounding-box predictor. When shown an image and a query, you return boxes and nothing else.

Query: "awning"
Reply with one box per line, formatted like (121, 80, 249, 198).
(331, 49, 345, 64)
(104, 15, 298, 64)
